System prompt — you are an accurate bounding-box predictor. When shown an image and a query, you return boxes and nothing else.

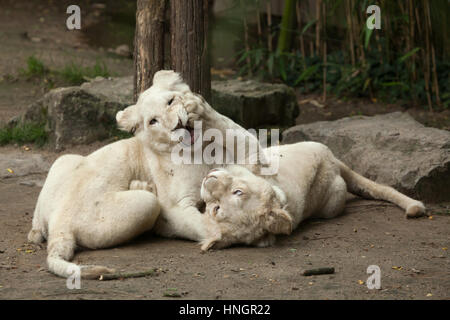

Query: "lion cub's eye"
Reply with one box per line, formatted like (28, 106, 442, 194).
(232, 190, 243, 196)
(149, 118, 158, 125)
(213, 205, 220, 216)
(168, 98, 174, 105)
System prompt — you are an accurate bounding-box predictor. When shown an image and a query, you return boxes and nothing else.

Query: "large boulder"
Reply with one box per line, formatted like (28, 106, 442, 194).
(0, 153, 50, 179)
(283, 112, 450, 202)
(211, 79, 299, 128)
(11, 76, 134, 151)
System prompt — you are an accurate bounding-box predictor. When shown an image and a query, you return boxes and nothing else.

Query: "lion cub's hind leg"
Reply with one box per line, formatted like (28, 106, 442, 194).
(28, 229, 45, 244)
(317, 176, 347, 219)
(77, 190, 161, 249)
(46, 230, 115, 279)
(46, 189, 160, 279)
(28, 204, 46, 244)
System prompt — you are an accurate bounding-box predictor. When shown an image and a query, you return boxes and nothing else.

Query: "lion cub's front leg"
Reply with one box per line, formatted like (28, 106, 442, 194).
(184, 93, 265, 169)
(129, 180, 157, 195)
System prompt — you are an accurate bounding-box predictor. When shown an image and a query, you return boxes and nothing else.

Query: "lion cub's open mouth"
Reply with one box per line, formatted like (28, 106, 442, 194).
(173, 120, 195, 145)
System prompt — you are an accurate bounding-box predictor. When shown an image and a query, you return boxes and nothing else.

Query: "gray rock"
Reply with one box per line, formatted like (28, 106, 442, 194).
(114, 44, 132, 57)
(283, 112, 450, 202)
(19, 181, 36, 187)
(19, 179, 45, 188)
(10, 77, 134, 151)
(211, 79, 299, 128)
(11, 76, 299, 149)
(79, 76, 133, 105)
(0, 153, 50, 179)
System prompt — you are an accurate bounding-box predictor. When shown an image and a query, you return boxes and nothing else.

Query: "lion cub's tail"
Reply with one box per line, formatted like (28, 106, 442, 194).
(337, 160, 427, 218)
(46, 234, 115, 280)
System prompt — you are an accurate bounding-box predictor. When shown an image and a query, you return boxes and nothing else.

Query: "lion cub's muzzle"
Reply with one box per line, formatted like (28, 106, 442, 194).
(201, 168, 230, 202)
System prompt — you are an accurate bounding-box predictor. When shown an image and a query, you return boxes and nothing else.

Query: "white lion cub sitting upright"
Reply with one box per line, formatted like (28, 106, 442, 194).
(199, 142, 427, 251)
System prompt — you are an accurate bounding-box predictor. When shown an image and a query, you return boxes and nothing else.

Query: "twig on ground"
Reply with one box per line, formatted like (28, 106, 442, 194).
(346, 203, 397, 209)
(98, 268, 158, 281)
(302, 267, 335, 276)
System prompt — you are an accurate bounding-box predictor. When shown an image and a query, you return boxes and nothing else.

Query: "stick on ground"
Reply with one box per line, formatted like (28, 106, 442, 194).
(98, 268, 158, 281)
(302, 267, 335, 276)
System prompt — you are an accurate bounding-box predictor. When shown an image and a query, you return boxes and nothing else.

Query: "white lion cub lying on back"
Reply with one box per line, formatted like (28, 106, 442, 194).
(199, 142, 427, 251)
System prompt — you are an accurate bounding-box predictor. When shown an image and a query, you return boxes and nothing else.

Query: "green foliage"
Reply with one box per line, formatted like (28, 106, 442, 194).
(276, 0, 297, 54)
(236, 0, 449, 109)
(19, 56, 111, 86)
(58, 61, 111, 85)
(0, 123, 48, 147)
(238, 47, 449, 107)
(20, 56, 48, 77)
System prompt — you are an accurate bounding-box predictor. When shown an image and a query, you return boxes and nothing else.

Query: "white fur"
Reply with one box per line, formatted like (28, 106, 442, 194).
(200, 142, 427, 250)
(28, 139, 160, 279)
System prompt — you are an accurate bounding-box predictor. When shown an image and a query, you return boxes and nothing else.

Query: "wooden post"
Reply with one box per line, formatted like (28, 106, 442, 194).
(170, 0, 211, 101)
(133, 0, 167, 102)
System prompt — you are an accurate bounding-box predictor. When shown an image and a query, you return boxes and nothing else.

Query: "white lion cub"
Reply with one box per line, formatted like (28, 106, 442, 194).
(28, 70, 260, 279)
(28, 139, 160, 279)
(199, 142, 427, 251)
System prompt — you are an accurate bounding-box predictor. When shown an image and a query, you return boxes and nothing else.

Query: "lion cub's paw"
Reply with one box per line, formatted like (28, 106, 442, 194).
(28, 229, 45, 244)
(186, 103, 203, 117)
(405, 201, 427, 218)
(129, 180, 156, 194)
(184, 95, 215, 123)
(184, 98, 205, 117)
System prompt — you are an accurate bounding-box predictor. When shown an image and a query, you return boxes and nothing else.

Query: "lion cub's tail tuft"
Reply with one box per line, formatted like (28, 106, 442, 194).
(47, 234, 115, 279)
(337, 160, 427, 218)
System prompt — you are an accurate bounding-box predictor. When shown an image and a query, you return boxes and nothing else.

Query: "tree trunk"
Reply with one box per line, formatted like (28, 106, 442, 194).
(170, 0, 211, 101)
(133, 0, 167, 102)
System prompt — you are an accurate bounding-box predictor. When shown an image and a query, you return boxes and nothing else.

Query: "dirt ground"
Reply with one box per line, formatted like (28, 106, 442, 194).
(0, 152, 449, 299)
(0, 0, 449, 300)
(0, 0, 134, 124)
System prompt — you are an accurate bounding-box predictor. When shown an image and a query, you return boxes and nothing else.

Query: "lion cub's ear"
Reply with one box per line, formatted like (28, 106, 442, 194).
(264, 208, 292, 235)
(152, 70, 190, 92)
(116, 105, 141, 134)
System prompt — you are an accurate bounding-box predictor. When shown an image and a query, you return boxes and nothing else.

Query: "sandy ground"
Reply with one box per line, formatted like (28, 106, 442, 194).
(0, 158, 449, 300)
(0, 143, 449, 300)
(0, 0, 134, 124)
